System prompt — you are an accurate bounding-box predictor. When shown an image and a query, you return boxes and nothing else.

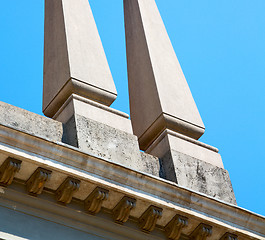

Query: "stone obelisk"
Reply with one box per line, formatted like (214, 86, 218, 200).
(124, 0, 205, 150)
(42, 0, 154, 172)
(43, 0, 117, 118)
(124, 0, 236, 203)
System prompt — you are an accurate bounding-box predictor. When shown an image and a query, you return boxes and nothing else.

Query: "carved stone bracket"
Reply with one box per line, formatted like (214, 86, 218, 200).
(220, 233, 238, 240)
(84, 187, 109, 215)
(56, 177, 80, 204)
(26, 168, 52, 196)
(0, 157, 22, 187)
(165, 214, 188, 240)
(139, 205, 163, 233)
(190, 223, 212, 240)
(113, 196, 136, 224)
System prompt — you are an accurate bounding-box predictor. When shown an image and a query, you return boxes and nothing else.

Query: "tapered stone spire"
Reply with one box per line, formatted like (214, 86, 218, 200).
(43, 0, 117, 118)
(124, 0, 236, 203)
(124, 0, 205, 150)
(42, 0, 157, 175)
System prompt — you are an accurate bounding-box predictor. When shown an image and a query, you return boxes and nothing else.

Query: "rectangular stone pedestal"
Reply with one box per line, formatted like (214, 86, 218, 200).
(63, 114, 142, 169)
(53, 95, 160, 174)
(147, 130, 236, 204)
(54, 94, 132, 134)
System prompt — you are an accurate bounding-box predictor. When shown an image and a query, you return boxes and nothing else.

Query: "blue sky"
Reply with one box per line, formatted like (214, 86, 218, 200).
(0, 1, 264, 216)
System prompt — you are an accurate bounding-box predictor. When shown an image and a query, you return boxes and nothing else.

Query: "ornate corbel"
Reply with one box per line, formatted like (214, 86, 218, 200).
(84, 187, 109, 215)
(113, 196, 136, 224)
(220, 233, 238, 240)
(56, 177, 80, 204)
(26, 168, 52, 196)
(139, 205, 163, 233)
(165, 214, 188, 240)
(190, 223, 212, 240)
(0, 157, 22, 187)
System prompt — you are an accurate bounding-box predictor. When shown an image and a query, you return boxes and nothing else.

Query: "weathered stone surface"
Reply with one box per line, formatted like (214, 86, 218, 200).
(0, 117, 264, 239)
(0, 100, 236, 204)
(0, 101, 161, 177)
(63, 114, 147, 171)
(161, 150, 236, 204)
(140, 152, 162, 177)
(55, 95, 133, 134)
(147, 130, 224, 168)
(0, 101, 63, 142)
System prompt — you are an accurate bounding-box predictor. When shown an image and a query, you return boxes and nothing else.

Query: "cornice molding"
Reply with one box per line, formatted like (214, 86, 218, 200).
(0, 157, 21, 187)
(84, 187, 109, 215)
(56, 176, 80, 204)
(220, 233, 238, 240)
(139, 205, 163, 233)
(26, 167, 52, 196)
(190, 223, 212, 240)
(113, 196, 136, 224)
(0, 124, 264, 239)
(165, 214, 188, 240)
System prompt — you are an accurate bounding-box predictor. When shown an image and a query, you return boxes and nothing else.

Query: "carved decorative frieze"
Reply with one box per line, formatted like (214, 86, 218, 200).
(113, 196, 136, 224)
(139, 205, 163, 233)
(190, 223, 212, 240)
(0, 157, 22, 187)
(220, 233, 238, 240)
(56, 177, 80, 204)
(26, 168, 52, 196)
(84, 187, 109, 215)
(165, 214, 188, 240)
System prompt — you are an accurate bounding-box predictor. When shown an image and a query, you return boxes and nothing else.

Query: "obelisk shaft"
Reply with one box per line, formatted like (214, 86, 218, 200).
(43, 0, 117, 118)
(124, 0, 205, 150)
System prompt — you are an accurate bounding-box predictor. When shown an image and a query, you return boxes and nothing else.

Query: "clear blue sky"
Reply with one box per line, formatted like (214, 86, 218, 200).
(0, 1, 264, 216)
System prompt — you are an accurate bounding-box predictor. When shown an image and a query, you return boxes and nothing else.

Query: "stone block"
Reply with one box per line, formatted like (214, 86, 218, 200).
(54, 94, 132, 134)
(63, 114, 149, 172)
(140, 152, 162, 177)
(147, 130, 236, 204)
(147, 130, 224, 168)
(0, 101, 63, 142)
(161, 150, 236, 204)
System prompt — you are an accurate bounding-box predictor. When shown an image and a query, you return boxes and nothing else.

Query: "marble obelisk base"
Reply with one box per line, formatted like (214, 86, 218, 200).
(53, 94, 160, 174)
(147, 130, 236, 204)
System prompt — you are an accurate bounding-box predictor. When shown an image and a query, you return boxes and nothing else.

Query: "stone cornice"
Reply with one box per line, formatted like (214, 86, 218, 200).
(0, 124, 264, 239)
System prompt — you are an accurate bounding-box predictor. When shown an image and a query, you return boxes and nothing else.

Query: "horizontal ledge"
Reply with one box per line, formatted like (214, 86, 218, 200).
(54, 94, 129, 120)
(138, 113, 205, 150)
(43, 78, 117, 118)
(162, 129, 219, 153)
(0, 124, 264, 239)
